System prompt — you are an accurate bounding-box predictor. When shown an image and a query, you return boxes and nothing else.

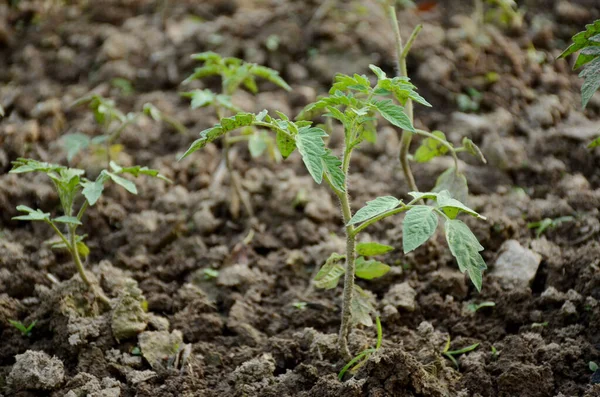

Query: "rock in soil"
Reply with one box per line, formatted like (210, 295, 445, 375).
(491, 240, 542, 289)
(7, 350, 65, 391)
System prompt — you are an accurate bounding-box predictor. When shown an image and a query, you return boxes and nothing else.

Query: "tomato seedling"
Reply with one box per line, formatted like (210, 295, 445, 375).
(181, 52, 291, 217)
(10, 158, 170, 304)
(180, 63, 488, 360)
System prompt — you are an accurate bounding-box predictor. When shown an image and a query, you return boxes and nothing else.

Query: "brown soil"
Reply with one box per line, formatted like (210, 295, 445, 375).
(1, 0, 600, 396)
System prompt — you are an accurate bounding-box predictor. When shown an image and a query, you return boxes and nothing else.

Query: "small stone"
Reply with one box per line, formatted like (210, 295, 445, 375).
(541, 286, 566, 304)
(7, 351, 65, 391)
(383, 282, 417, 311)
(126, 369, 157, 385)
(231, 353, 275, 393)
(138, 330, 183, 371)
(491, 240, 542, 288)
(193, 206, 221, 235)
(111, 282, 148, 341)
(560, 301, 577, 317)
(217, 264, 259, 287)
(566, 289, 583, 303)
(147, 313, 170, 331)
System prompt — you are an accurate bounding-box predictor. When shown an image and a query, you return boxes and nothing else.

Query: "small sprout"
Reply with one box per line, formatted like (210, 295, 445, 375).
(527, 216, 573, 238)
(442, 336, 480, 369)
(131, 346, 142, 356)
(8, 320, 37, 337)
(590, 361, 599, 372)
(143, 103, 187, 135)
(491, 345, 500, 359)
(467, 301, 496, 312)
(292, 302, 307, 310)
(203, 268, 219, 280)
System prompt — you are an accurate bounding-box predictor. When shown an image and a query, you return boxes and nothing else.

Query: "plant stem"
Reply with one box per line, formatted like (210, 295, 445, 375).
(387, 5, 421, 193)
(68, 225, 110, 305)
(216, 105, 254, 218)
(337, 143, 356, 361)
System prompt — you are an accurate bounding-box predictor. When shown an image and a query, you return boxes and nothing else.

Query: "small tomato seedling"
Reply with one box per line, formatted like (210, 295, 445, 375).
(180, 64, 488, 360)
(10, 158, 170, 304)
(181, 51, 291, 217)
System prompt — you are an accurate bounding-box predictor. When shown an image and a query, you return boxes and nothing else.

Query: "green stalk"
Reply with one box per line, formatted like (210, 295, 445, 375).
(68, 224, 110, 305)
(336, 129, 358, 361)
(387, 5, 422, 193)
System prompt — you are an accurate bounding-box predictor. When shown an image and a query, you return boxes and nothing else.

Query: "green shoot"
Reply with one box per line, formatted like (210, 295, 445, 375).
(111, 78, 135, 96)
(531, 321, 549, 328)
(590, 361, 599, 372)
(527, 216, 573, 238)
(442, 336, 480, 369)
(8, 320, 37, 337)
(338, 316, 383, 380)
(10, 158, 170, 305)
(292, 302, 308, 310)
(467, 301, 496, 312)
(181, 51, 291, 218)
(67, 94, 137, 167)
(203, 268, 219, 280)
(491, 345, 500, 359)
(180, 65, 488, 360)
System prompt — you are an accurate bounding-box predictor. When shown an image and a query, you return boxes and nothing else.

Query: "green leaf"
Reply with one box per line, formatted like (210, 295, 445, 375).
(81, 176, 106, 206)
(436, 190, 484, 219)
(10, 158, 65, 174)
(109, 162, 172, 183)
(369, 64, 386, 79)
(276, 129, 296, 158)
(461, 137, 487, 163)
(444, 219, 487, 291)
(356, 242, 394, 256)
(249, 131, 269, 158)
(579, 57, 600, 108)
(370, 99, 415, 131)
(62, 133, 91, 162)
(296, 126, 328, 184)
(314, 253, 346, 289)
(408, 191, 439, 201)
(351, 285, 375, 327)
(432, 167, 469, 204)
(13, 206, 51, 222)
(182, 64, 222, 84)
(559, 20, 600, 61)
(414, 131, 449, 163)
(330, 73, 371, 94)
(355, 256, 390, 280)
(402, 205, 438, 253)
(588, 135, 600, 148)
(250, 65, 292, 91)
(53, 216, 82, 225)
(190, 51, 222, 62)
(179, 113, 256, 160)
(106, 172, 137, 195)
(322, 150, 345, 192)
(181, 89, 215, 109)
(348, 196, 402, 225)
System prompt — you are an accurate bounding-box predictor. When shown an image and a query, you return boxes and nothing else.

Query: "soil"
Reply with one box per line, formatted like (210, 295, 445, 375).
(1, 0, 600, 396)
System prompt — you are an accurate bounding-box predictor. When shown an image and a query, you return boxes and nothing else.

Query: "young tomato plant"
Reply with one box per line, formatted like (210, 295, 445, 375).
(10, 158, 170, 305)
(180, 65, 488, 361)
(64, 94, 138, 167)
(181, 52, 291, 217)
(560, 20, 600, 148)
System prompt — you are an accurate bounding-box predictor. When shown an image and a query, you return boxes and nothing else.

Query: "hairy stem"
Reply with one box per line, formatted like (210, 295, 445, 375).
(337, 143, 356, 361)
(387, 5, 421, 193)
(68, 226, 110, 305)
